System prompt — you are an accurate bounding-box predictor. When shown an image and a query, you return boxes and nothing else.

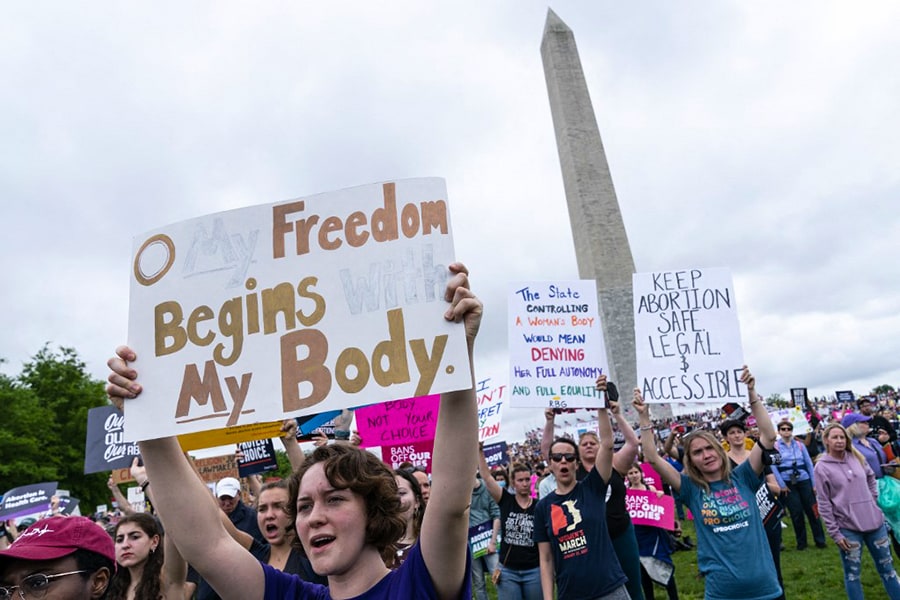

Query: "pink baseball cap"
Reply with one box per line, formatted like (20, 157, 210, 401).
(0, 516, 115, 564)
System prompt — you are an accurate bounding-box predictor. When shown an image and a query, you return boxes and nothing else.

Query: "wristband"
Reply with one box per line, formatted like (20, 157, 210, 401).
(334, 430, 351, 440)
(140, 480, 150, 491)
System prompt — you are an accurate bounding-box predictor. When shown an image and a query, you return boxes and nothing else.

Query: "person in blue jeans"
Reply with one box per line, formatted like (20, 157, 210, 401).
(773, 420, 827, 550)
(815, 422, 900, 600)
(478, 448, 541, 600)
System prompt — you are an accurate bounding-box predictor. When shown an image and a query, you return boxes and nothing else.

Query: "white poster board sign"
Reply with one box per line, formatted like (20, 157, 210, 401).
(634, 268, 745, 404)
(509, 281, 609, 408)
(769, 407, 811, 436)
(126, 179, 470, 440)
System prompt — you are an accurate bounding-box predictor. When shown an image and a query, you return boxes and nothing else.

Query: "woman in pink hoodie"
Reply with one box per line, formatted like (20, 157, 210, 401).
(814, 423, 900, 600)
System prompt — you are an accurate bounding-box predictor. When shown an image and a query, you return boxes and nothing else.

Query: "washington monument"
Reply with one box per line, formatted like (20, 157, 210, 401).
(541, 9, 637, 395)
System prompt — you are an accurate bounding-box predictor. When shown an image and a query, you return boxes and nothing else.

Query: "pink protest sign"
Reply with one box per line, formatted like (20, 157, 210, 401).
(626, 489, 675, 530)
(381, 440, 435, 472)
(640, 462, 662, 490)
(356, 395, 440, 448)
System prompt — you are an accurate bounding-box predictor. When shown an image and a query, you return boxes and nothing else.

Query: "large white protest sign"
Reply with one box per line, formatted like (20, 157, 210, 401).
(126, 179, 471, 440)
(509, 281, 609, 408)
(634, 268, 745, 404)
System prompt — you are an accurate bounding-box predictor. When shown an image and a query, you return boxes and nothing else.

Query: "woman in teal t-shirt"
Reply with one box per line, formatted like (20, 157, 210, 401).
(633, 367, 782, 600)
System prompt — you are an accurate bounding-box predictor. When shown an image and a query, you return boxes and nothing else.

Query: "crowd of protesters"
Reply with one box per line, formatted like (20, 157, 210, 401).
(4, 274, 900, 600)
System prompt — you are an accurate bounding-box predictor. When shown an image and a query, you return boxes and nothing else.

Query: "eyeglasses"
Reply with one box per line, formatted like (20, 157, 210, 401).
(779, 427, 793, 432)
(0, 570, 89, 599)
(550, 453, 577, 463)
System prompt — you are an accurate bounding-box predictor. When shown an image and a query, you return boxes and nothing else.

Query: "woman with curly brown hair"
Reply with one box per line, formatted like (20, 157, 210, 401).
(107, 262, 482, 600)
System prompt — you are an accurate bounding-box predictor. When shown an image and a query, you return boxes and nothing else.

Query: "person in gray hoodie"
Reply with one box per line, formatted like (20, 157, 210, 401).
(814, 422, 900, 600)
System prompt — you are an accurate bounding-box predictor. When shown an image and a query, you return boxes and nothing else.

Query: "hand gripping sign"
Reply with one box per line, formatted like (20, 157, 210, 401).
(125, 179, 471, 441)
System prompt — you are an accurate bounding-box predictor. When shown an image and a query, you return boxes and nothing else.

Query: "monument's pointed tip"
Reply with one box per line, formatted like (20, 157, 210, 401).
(544, 8, 571, 35)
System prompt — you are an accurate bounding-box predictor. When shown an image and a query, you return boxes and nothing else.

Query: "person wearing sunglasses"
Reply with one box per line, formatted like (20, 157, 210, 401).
(0, 516, 115, 600)
(533, 375, 629, 600)
(634, 366, 783, 600)
(773, 420, 827, 551)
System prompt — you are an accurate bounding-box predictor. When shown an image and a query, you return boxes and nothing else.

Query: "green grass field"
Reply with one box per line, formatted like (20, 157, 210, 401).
(483, 517, 894, 599)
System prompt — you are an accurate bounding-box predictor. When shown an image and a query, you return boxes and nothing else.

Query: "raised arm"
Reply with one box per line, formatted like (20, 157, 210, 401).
(595, 375, 614, 482)
(107, 349, 265, 600)
(744, 366, 774, 476)
(160, 517, 188, 600)
(540, 409, 555, 460)
(633, 388, 682, 493)
(107, 476, 135, 516)
(609, 384, 640, 475)
(419, 263, 482, 600)
(478, 443, 503, 503)
(127, 454, 190, 599)
(663, 429, 681, 462)
(278, 418, 305, 471)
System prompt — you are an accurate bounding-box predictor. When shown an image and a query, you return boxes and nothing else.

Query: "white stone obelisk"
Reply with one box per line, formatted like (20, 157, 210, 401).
(541, 8, 637, 396)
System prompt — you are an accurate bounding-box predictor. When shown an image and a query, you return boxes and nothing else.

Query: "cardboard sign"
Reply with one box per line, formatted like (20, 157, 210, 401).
(768, 407, 811, 435)
(634, 268, 745, 403)
(124, 178, 470, 441)
(483, 441, 509, 467)
(236, 438, 278, 477)
(0, 482, 58, 520)
(356, 395, 439, 448)
(192, 455, 239, 484)
(84, 405, 141, 474)
(381, 440, 434, 472)
(468, 520, 493, 558)
(625, 489, 675, 530)
(477, 376, 506, 441)
(509, 281, 609, 408)
(110, 467, 136, 485)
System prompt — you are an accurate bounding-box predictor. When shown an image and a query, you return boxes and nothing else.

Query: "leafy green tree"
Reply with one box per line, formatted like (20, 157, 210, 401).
(873, 384, 896, 395)
(0, 346, 109, 511)
(765, 393, 787, 408)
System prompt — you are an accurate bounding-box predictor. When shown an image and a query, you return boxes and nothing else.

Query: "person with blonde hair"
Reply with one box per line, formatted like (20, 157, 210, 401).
(634, 366, 782, 600)
(814, 422, 900, 599)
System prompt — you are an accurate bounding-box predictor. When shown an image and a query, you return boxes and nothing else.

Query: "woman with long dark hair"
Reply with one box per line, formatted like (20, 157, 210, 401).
(108, 513, 187, 600)
(389, 468, 425, 568)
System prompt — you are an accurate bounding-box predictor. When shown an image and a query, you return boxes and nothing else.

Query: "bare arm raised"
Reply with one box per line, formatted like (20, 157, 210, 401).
(109, 363, 276, 600)
(478, 443, 503, 504)
(419, 263, 483, 600)
(609, 387, 640, 476)
(595, 375, 614, 482)
(743, 366, 774, 476)
(633, 388, 683, 494)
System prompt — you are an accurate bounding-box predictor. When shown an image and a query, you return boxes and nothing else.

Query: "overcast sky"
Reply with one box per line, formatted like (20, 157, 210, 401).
(3, 2, 899, 442)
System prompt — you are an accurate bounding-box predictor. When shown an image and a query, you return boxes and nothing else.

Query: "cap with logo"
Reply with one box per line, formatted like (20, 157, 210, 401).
(0, 516, 115, 564)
